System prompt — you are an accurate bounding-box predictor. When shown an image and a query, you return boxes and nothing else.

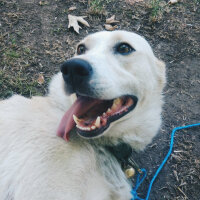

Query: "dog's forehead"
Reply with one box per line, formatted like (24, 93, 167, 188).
(80, 31, 151, 52)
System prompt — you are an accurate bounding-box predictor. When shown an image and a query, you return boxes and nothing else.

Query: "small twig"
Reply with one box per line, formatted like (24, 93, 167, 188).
(180, 90, 194, 99)
(177, 187, 188, 199)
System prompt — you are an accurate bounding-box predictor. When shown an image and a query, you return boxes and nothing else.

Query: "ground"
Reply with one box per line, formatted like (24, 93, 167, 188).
(0, 0, 199, 199)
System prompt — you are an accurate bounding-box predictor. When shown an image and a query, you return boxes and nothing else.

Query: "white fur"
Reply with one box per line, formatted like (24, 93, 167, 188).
(0, 31, 166, 200)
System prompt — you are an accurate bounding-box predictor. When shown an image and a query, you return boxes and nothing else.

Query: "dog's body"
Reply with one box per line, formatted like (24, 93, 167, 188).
(0, 31, 166, 200)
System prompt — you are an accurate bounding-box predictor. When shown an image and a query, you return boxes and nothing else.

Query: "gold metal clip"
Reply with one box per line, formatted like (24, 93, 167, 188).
(124, 167, 136, 178)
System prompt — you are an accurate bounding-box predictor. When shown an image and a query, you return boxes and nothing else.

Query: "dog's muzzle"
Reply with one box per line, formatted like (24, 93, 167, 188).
(61, 58, 93, 94)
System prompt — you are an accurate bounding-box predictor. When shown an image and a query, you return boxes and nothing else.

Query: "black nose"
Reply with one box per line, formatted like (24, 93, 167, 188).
(61, 58, 93, 92)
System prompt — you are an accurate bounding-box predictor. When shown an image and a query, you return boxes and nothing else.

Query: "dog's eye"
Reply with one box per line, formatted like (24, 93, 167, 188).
(77, 44, 86, 55)
(116, 43, 135, 55)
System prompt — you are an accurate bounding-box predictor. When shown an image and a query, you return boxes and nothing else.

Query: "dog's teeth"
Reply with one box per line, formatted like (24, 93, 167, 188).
(114, 98, 121, 105)
(112, 98, 122, 110)
(76, 124, 81, 129)
(111, 103, 117, 110)
(76, 125, 91, 131)
(70, 93, 77, 104)
(95, 116, 101, 128)
(73, 115, 80, 125)
(103, 112, 106, 117)
(91, 126, 96, 130)
(106, 108, 112, 114)
(126, 98, 134, 106)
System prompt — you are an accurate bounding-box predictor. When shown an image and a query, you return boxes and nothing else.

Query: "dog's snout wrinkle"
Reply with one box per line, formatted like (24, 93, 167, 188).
(61, 58, 93, 93)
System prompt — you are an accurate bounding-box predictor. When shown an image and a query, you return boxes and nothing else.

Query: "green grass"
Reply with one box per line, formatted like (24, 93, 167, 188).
(5, 50, 20, 58)
(0, 71, 42, 99)
(88, 0, 112, 15)
(24, 47, 31, 54)
(149, 0, 199, 22)
(150, 0, 161, 21)
(0, 33, 47, 99)
(51, 26, 64, 35)
(89, 0, 104, 14)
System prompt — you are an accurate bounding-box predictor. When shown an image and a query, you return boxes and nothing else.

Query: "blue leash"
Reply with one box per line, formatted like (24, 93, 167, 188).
(131, 122, 200, 200)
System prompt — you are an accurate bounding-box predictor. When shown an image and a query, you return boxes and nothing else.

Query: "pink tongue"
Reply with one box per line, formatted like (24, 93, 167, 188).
(57, 96, 100, 141)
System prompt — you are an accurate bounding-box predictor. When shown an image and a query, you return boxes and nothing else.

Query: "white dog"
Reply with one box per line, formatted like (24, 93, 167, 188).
(0, 31, 166, 200)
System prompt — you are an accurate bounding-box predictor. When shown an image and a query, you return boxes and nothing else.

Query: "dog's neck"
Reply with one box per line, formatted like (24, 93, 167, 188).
(104, 143, 133, 164)
(70, 132, 133, 169)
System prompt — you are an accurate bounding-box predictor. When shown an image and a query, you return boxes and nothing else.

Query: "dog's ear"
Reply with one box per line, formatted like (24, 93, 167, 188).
(155, 59, 166, 92)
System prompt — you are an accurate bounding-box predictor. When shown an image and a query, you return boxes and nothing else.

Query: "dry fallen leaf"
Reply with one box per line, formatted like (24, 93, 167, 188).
(68, 14, 90, 34)
(168, 0, 179, 5)
(125, 0, 143, 5)
(37, 74, 45, 85)
(106, 15, 119, 24)
(39, 1, 48, 6)
(104, 24, 118, 31)
(68, 6, 76, 11)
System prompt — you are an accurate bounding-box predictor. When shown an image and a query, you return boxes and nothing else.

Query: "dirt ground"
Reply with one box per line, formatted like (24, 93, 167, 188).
(0, 0, 199, 199)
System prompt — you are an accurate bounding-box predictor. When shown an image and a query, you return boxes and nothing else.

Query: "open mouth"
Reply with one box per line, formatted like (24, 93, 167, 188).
(57, 95, 138, 141)
(75, 95, 138, 138)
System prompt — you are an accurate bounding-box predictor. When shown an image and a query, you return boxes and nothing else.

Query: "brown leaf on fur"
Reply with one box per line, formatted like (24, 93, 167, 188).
(106, 15, 119, 24)
(104, 24, 118, 31)
(68, 14, 90, 34)
(68, 6, 76, 11)
(37, 74, 45, 85)
(125, 0, 143, 5)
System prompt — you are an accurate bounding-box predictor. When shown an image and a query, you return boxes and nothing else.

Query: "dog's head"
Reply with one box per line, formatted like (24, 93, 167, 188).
(50, 31, 166, 150)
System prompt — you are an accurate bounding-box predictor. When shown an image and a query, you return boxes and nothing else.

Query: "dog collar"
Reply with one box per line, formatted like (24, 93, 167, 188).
(105, 143, 142, 178)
